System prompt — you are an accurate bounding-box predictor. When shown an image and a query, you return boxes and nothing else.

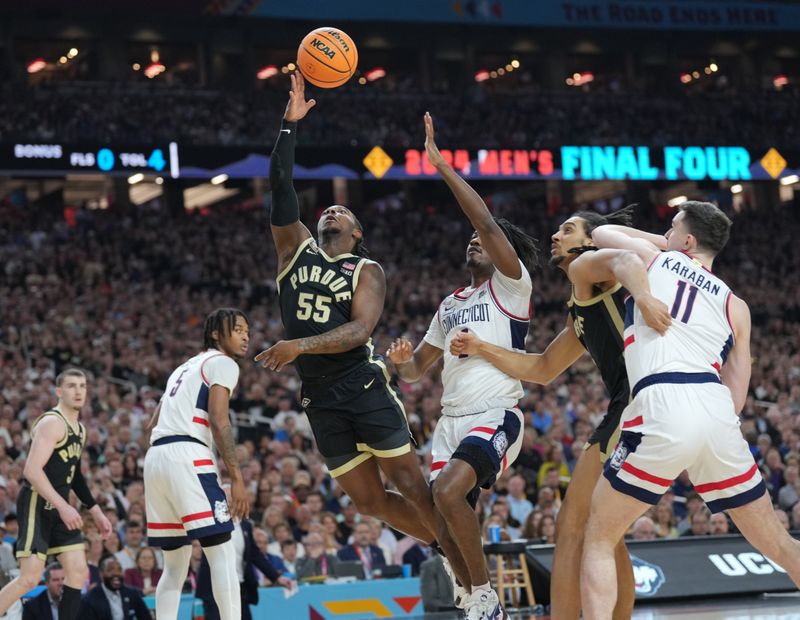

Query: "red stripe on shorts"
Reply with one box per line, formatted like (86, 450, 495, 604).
(148, 522, 185, 530)
(182, 511, 213, 523)
(624, 335, 635, 349)
(431, 461, 447, 472)
(694, 463, 758, 494)
(621, 462, 672, 487)
(622, 416, 643, 430)
(712, 362, 721, 372)
(193, 459, 214, 467)
(469, 426, 496, 435)
(192, 416, 210, 427)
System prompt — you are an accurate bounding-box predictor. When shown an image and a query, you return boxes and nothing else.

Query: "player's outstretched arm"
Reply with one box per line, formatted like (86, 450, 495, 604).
(720, 295, 752, 414)
(423, 112, 521, 279)
(208, 384, 249, 520)
(449, 322, 584, 384)
(591, 225, 662, 265)
(24, 416, 83, 530)
(568, 249, 671, 335)
(387, 338, 443, 383)
(270, 73, 314, 270)
(593, 224, 667, 250)
(255, 262, 386, 370)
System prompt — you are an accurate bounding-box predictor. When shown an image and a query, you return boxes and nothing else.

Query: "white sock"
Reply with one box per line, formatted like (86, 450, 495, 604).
(202, 540, 241, 620)
(472, 582, 491, 594)
(155, 546, 192, 620)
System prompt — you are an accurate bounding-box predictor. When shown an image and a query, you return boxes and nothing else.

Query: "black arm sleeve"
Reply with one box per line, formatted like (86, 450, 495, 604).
(70, 468, 97, 509)
(269, 119, 300, 226)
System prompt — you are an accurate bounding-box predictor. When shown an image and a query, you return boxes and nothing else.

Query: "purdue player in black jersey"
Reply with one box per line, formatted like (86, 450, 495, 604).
(451, 208, 670, 620)
(254, 73, 470, 588)
(0, 368, 112, 620)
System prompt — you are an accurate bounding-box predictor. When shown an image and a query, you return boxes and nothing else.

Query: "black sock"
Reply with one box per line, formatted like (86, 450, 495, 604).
(58, 585, 82, 620)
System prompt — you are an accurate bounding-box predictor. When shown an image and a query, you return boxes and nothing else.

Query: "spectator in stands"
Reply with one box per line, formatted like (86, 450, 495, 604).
(709, 513, 731, 536)
(252, 527, 286, 584)
(123, 546, 161, 596)
(653, 500, 679, 539)
(521, 510, 543, 540)
(2, 514, 17, 546)
(114, 521, 144, 571)
(676, 493, 705, 535)
(630, 517, 657, 541)
(337, 522, 386, 579)
(280, 540, 300, 580)
(420, 554, 456, 612)
(506, 474, 534, 526)
(681, 509, 711, 537)
(78, 557, 150, 620)
(22, 562, 63, 620)
(536, 515, 556, 544)
(778, 464, 800, 510)
(296, 533, 340, 581)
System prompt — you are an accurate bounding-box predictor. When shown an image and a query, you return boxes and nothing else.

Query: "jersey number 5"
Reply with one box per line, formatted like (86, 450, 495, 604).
(297, 293, 332, 323)
(671, 281, 699, 324)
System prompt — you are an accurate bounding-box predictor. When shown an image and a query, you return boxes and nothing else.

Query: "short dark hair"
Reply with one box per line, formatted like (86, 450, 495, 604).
(56, 368, 86, 387)
(679, 201, 732, 255)
(45, 562, 63, 582)
(280, 538, 297, 549)
(203, 308, 249, 350)
(100, 557, 121, 574)
(574, 204, 636, 237)
(126, 520, 142, 531)
(351, 213, 369, 258)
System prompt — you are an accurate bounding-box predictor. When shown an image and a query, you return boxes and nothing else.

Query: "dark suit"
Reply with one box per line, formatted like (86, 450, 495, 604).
(336, 544, 386, 578)
(78, 584, 151, 620)
(22, 590, 56, 620)
(296, 553, 340, 581)
(198, 519, 280, 620)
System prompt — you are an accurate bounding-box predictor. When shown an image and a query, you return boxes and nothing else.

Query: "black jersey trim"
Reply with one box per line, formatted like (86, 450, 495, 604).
(570, 281, 623, 307)
(276, 236, 315, 290)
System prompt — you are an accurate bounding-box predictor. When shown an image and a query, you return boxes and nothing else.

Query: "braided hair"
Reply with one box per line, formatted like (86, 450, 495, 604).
(203, 308, 249, 350)
(351, 214, 369, 258)
(494, 217, 540, 276)
(568, 204, 636, 255)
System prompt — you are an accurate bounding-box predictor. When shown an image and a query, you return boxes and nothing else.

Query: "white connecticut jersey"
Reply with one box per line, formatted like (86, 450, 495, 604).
(624, 251, 734, 389)
(151, 350, 240, 446)
(425, 260, 532, 416)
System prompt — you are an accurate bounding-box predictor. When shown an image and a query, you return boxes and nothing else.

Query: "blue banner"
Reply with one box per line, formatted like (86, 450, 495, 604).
(242, 0, 800, 31)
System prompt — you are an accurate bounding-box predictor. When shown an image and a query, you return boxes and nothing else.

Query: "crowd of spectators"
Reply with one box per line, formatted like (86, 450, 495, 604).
(0, 81, 798, 150)
(1, 185, 800, 607)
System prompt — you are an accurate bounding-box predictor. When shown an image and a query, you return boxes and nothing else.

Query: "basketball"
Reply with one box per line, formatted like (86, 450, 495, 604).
(297, 27, 358, 88)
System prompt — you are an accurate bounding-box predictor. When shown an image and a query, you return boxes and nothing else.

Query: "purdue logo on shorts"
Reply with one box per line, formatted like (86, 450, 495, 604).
(609, 441, 629, 470)
(493, 431, 508, 457)
(214, 500, 231, 524)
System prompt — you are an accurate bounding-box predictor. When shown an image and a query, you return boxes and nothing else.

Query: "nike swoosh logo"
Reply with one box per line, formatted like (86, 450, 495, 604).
(281, 129, 291, 134)
(364, 379, 375, 390)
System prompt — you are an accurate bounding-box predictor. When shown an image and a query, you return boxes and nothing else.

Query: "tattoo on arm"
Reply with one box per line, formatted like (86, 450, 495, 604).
(297, 321, 369, 354)
(214, 424, 240, 477)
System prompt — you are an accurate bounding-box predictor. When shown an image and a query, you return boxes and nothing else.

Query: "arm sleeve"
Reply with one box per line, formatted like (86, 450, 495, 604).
(269, 119, 300, 226)
(422, 309, 446, 350)
(70, 468, 97, 509)
(202, 355, 240, 393)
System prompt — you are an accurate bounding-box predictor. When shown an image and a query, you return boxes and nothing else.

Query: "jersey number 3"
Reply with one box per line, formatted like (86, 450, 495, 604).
(297, 292, 332, 323)
(671, 281, 699, 324)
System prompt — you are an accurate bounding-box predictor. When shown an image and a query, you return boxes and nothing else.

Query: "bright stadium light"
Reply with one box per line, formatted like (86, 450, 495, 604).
(780, 174, 799, 186)
(68, 48, 78, 58)
(128, 173, 144, 185)
(511, 59, 520, 68)
(257, 65, 278, 80)
(474, 70, 490, 82)
(730, 184, 743, 194)
(27, 58, 47, 73)
(667, 196, 687, 207)
(211, 174, 228, 185)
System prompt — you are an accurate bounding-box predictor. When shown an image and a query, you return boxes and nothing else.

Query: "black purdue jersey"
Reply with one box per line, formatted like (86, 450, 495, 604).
(29, 409, 85, 499)
(278, 237, 371, 381)
(568, 283, 630, 417)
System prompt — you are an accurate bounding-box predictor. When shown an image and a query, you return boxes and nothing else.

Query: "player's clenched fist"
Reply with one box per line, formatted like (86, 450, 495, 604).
(637, 294, 672, 336)
(449, 331, 483, 357)
(386, 338, 413, 365)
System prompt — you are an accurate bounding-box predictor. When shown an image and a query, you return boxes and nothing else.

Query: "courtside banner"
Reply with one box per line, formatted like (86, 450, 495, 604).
(525, 533, 800, 603)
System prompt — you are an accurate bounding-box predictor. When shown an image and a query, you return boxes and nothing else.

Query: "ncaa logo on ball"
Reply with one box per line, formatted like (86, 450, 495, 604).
(493, 431, 508, 457)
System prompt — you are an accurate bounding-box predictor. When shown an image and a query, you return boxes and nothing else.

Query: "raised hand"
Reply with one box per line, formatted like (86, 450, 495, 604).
(424, 112, 447, 169)
(284, 72, 317, 122)
(386, 338, 413, 365)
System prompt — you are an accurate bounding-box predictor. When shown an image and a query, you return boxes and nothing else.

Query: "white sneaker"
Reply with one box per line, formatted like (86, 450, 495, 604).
(464, 588, 506, 620)
(440, 556, 468, 609)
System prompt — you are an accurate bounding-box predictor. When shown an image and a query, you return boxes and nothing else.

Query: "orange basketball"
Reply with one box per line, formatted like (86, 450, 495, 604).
(297, 27, 358, 88)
